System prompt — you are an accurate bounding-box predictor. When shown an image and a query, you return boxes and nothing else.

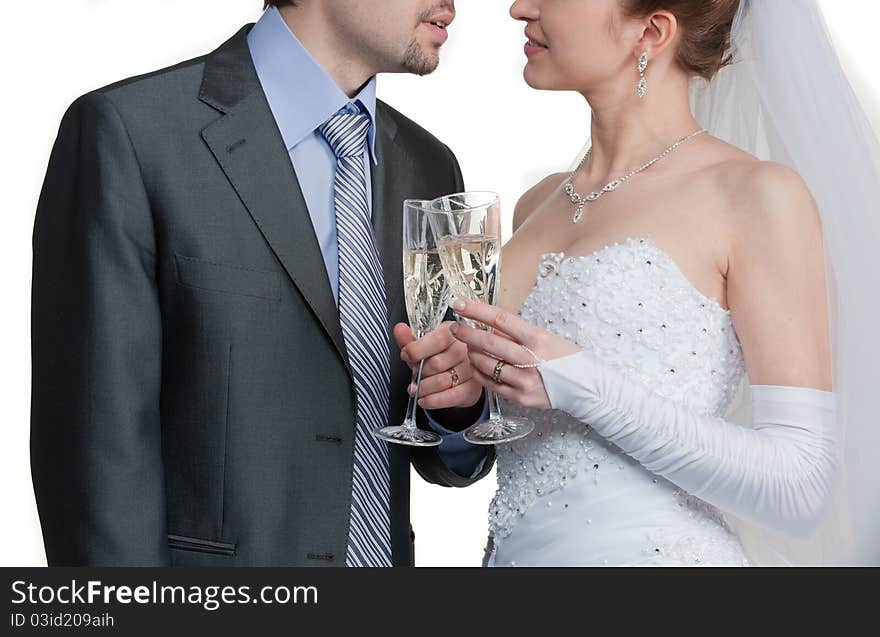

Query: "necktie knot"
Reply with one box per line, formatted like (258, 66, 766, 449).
(319, 111, 371, 159)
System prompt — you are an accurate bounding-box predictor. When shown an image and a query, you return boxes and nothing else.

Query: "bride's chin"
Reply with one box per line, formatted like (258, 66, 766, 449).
(523, 65, 552, 90)
(522, 67, 568, 92)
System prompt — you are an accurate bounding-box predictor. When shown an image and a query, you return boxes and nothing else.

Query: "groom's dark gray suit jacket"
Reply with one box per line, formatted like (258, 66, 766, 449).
(30, 25, 495, 567)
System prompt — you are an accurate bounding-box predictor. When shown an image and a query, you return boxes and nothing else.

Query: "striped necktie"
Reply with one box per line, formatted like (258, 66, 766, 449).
(319, 107, 393, 567)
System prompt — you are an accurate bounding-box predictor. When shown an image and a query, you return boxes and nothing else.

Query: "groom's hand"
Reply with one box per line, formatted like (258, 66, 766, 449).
(394, 322, 483, 410)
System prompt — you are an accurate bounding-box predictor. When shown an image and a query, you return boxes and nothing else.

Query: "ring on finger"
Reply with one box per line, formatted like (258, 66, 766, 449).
(492, 360, 508, 384)
(448, 367, 460, 387)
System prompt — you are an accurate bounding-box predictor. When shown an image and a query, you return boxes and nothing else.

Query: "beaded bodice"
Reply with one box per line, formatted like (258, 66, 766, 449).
(489, 237, 747, 542)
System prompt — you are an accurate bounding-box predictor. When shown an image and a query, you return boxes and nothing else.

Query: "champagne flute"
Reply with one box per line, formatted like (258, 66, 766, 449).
(373, 200, 451, 447)
(428, 192, 535, 445)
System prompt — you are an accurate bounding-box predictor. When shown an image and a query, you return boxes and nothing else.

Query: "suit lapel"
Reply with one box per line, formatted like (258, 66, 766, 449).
(198, 26, 348, 366)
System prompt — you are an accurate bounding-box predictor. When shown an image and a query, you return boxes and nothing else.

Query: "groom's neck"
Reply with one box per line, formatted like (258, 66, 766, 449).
(278, 5, 376, 98)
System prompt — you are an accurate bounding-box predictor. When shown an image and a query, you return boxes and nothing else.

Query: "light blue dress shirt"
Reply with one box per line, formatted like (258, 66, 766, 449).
(247, 7, 485, 476)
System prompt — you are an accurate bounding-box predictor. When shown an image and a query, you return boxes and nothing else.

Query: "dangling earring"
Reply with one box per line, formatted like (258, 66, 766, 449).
(637, 51, 649, 98)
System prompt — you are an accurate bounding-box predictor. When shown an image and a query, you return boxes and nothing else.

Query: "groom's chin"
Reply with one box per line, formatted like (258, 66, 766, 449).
(399, 36, 443, 75)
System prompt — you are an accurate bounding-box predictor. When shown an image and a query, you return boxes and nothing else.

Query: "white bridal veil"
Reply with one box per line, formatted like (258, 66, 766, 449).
(690, 0, 880, 565)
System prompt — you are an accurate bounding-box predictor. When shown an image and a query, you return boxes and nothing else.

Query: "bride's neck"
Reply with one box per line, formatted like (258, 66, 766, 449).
(582, 75, 700, 178)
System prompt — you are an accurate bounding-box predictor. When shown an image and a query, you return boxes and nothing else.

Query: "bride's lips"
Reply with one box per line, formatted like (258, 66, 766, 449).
(524, 29, 549, 57)
(421, 11, 455, 44)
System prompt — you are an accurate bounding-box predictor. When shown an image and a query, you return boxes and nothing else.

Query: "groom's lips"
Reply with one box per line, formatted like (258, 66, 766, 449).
(421, 10, 455, 44)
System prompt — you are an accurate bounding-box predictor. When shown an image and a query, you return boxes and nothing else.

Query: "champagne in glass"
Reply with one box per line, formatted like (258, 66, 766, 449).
(436, 233, 500, 317)
(373, 200, 450, 447)
(428, 192, 535, 445)
(403, 247, 449, 335)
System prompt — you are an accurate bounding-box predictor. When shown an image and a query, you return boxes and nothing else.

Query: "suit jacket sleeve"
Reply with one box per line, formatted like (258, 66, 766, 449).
(30, 92, 170, 566)
(409, 143, 496, 488)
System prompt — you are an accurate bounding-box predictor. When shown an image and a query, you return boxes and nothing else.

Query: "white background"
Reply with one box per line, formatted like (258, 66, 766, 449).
(2, 1, 877, 567)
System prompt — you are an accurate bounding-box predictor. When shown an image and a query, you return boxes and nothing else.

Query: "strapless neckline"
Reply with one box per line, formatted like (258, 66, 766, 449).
(531, 236, 730, 316)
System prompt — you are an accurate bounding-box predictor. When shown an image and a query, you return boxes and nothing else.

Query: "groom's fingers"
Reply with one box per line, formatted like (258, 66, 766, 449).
(412, 363, 474, 397)
(401, 321, 456, 363)
(417, 380, 482, 411)
(420, 340, 467, 376)
(393, 322, 415, 352)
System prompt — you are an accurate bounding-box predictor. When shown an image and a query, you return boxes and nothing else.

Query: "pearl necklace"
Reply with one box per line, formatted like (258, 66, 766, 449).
(563, 129, 707, 223)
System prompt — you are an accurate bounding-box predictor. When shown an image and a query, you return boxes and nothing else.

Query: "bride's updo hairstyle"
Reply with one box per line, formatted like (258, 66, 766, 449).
(623, 0, 741, 81)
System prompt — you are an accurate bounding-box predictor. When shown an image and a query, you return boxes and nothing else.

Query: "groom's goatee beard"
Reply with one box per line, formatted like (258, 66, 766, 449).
(402, 39, 440, 76)
(402, 0, 454, 75)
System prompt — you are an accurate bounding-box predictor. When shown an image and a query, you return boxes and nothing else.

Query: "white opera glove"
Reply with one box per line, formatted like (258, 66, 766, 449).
(537, 351, 839, 539)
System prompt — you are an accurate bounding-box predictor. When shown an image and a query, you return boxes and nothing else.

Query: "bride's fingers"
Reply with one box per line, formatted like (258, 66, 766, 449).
(471, 367, 519, 402)
(452, 299, 536, 345)
(452, 323, 531, 366)
(468, 350, 527, 389)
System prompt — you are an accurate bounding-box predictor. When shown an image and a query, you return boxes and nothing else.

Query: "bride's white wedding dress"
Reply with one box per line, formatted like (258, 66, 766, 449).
(487, 237, 751, 566)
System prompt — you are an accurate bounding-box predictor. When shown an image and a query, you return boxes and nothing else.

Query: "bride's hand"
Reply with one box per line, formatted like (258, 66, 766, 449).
(449, 298, 581, 409)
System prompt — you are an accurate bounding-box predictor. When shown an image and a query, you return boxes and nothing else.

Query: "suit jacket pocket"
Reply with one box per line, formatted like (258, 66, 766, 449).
(174, 254, 281, 300)
(167, 533, 236, 556)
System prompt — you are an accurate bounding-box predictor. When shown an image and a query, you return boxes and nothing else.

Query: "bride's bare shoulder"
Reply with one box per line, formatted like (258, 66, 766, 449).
(512, 172, 568, 232)
(714, 158, 818, 224)
(683, 137, 822, 266)
(694, 137, 818, 225)
(702, 152, 823, 264)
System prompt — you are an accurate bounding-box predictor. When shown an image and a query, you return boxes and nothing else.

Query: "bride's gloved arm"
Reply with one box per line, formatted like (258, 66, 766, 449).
(537, 353, 838, 538)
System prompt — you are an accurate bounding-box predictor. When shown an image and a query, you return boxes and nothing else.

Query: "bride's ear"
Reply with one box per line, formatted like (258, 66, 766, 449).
(634, 11, 678, 62)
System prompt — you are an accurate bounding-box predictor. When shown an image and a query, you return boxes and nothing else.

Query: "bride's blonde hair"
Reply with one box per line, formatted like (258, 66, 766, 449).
(623, 0, 740, 80)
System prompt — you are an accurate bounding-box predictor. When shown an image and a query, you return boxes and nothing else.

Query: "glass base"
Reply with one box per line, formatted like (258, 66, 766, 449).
(463, 416, 535, 445)
(373, 425, 442, 447)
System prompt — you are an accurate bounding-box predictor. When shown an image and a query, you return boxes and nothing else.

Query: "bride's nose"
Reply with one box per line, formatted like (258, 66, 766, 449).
(510, 0, 539, 22)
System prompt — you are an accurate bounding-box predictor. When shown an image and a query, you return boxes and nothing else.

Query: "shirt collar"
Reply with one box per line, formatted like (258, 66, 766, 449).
(247, 5, 378, 164)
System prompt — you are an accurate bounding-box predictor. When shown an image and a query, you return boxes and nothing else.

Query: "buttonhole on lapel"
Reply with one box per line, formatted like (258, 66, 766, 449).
(307, 552, 335, 562)
(315, 434, 344, 445)
(226, 138, 247, 154)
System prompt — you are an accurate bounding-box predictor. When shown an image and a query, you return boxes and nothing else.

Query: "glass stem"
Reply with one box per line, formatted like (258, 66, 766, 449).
(488, 390, 504, 422)
(483, 324, 505, 422)
(404, 358, 427, 430)
(403, 330, 425, 430)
